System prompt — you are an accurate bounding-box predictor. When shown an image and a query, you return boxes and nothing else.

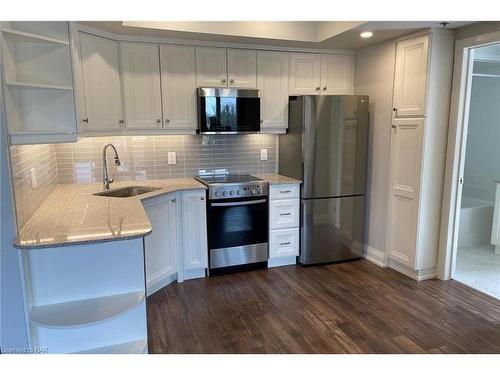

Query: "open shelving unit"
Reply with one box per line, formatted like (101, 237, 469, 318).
(0, 21, 78, 144)
(19, 238, 148, 354)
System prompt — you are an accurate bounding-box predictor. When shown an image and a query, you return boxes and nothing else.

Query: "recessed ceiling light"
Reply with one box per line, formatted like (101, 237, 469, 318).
(360, 31, 373, 39)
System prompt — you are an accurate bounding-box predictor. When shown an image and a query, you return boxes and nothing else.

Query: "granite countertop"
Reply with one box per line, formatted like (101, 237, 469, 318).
(14, 178, 206, 250)
(14, 174, 301, 250)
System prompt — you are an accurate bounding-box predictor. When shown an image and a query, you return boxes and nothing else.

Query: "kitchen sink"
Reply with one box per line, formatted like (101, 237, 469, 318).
(94, 186, 161, 198)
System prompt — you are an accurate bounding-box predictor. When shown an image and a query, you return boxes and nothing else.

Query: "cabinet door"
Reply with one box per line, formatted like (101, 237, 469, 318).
(393, 35, 429, 118)
(195, 47, 227, 87)
(79, 33, 123, 131)
(143, 193, 179, 296)
(289, 53, 321, 95)
(257, 51, 289, 130)
(320, 54, 354, 95)
(160, 45, 197, 130)
(387, 118, 425, 267)
(120, 42, 162, 129)
(181, 190, 208, 270)
(270, 199, 300, 230)
(269, 228, 299, 258)
(227, 49, 256, 88)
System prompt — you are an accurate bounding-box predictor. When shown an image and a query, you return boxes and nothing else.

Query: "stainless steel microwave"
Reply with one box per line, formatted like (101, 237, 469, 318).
(197, 88, 261, 134)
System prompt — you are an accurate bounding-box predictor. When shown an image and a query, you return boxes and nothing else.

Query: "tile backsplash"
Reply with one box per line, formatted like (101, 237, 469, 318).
(55, 134, 278, 184)
(9, 144, 58, 230)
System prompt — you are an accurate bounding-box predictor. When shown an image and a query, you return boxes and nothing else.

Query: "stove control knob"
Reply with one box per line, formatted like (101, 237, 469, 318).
(252, 189, 257, 195)
(229, 191, 234, 196)
(215, 191, 221, 197)
(236, 190, 241, 195)
(222, 191, 227, 197)
(258, 189, 263, 195)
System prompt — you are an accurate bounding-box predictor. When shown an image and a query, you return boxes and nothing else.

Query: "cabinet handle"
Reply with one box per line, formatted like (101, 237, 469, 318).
(165, 119, 170, 124)
(260, 119, 264, 124)
(222, 78, 227, 84)
(171, 199, 176, 204)
(229, 78, 234, 84)
(156, 119, 161, 124)
(393, 107, 398, 112)
(391, 124, 397, 129)
(82, 118, 89, 123)
(119, 120, 125, 127)
(280, 190, 291, 194)
(322, 86, 327, 91)
(200, 196, 205, 200)
(315, 86, 321, 91)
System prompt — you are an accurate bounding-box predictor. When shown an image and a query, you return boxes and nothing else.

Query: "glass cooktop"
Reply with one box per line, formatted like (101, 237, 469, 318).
(195, 174, 262, 185)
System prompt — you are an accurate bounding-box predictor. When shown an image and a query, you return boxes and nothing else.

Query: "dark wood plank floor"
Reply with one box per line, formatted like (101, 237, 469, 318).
(147, 260, 500, 353)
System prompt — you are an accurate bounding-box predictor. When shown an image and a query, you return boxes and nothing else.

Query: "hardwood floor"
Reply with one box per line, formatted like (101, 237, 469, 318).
(147, 260, 500, 353)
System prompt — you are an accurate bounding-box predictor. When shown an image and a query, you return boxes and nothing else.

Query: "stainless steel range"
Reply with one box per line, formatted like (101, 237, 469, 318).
(195, 171, 269, 273)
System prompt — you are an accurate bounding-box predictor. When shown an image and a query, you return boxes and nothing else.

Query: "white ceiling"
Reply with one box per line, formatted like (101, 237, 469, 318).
(81, 21, 474, 50)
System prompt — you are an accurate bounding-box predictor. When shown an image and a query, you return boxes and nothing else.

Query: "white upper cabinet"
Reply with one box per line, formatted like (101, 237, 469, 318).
(79, 33, 123, 131)
(181, 190, 208, 271)
(196, 47, 227, 87)
(160, 45, 197, 130)
(289, 53, 321, 95)
(120, 42, 162, 129)
(257, 51, 289, 131)
(227, 49, 257, 88)
(320, 54, 354, 95)
(393, 35, 429, 118)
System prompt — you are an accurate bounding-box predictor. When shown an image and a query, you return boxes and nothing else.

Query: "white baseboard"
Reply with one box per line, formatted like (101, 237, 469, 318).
(268, 256, 297, 268)
(183, 268, 206, 281)
(146, 269, 177, 297)
(363, 245, 388, 267)
(388, 259, 436, 281)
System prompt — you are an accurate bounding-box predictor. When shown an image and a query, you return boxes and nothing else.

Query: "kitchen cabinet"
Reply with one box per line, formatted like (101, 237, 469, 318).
(120, 42, 162, 129)
(142, 192, 180, 296)
(79, 32, 124, 132)
(268, 183, 300, 268)
(289, 53, 321, 95)
(289, 53, 354, 95)
(181, 190, 208, 276)
(386, 30, 454, 280)
(257, 51, 289, 132)
(320, 54, 354, 95)
(195, 47, 227, 87)
(1, 21, 77, 144)
(227, 49, 257, 88)
(160, 45, 197, 130)
(392, 34, 429, 118)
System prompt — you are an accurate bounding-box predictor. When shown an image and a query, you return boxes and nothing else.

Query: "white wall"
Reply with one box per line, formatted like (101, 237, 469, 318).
(463, 73, 500, 202)
(354, 40, 396, 253)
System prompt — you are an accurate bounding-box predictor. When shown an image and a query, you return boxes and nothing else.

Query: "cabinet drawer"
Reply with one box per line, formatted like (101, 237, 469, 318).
(269, 228, 299, 258)
(270, 199, 300, 230)
(270, 184, 300, 200)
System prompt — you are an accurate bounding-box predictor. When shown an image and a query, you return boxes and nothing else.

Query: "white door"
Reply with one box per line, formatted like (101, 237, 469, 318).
(120, 42, 162, 129)
(289, 53, 321, 95)
(227, 49, 257, 88)
(320, 54, 354, 95)
(143, 193, 179, 296)
(160, 45, 197, 130)
(387, 117, 425, 267)
(196, 47, 227, 87)
(181, 190, 208, 270)
(393, 35, 430, 118)
(257, 51, 289, 130)
(79, 33, 123, 131)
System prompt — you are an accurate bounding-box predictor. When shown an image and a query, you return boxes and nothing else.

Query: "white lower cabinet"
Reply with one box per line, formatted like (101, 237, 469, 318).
(268, 183, 301, 268)
(142, 189, 208, 295)
(142, 193, 179, 296)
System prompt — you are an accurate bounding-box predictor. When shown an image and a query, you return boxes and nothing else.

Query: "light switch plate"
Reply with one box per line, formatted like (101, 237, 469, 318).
(30, 167, 37, 189)
(260, 149, 268, 161)
(168, 152, 177, 165)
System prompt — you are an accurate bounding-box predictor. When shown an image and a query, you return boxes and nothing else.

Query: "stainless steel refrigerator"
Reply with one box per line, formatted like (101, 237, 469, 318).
(279, 95, 369, 265)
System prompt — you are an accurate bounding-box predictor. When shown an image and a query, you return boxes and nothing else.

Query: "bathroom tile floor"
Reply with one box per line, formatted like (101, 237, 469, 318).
(454, 244, 500, 300)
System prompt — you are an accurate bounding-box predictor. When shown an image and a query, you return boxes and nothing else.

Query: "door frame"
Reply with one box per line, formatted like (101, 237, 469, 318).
(437, 29, 500, 280)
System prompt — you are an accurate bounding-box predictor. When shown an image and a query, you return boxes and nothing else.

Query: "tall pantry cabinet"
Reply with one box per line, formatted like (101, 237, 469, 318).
(386, 30, 455, 280)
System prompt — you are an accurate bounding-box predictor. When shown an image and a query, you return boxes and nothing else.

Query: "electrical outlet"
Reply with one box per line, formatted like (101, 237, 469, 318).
(168, 152, 177, 165)
(30, 167, 37, 189)
(260, 149, 268, 161)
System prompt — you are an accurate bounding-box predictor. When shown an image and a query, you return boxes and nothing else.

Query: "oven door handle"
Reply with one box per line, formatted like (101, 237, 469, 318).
(211, 199, 267, 207)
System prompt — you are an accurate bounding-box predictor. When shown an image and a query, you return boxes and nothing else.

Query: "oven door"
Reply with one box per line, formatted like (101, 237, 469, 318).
(207, 196, 268, 269)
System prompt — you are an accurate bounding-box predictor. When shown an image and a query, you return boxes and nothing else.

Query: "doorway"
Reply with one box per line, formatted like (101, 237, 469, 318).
(451, 43, 500, 299)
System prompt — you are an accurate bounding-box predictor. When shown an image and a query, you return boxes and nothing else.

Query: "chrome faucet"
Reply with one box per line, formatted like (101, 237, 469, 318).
(102, 144, 121, 190)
